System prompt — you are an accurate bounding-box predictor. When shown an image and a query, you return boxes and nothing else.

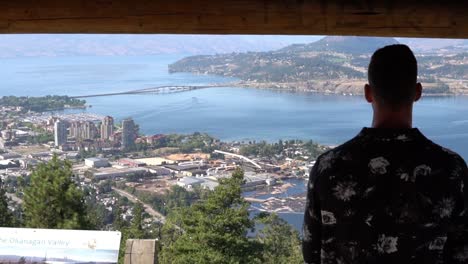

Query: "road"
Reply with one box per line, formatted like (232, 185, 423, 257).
(112, 187, 166, 224)
(214, 150, 262, 169)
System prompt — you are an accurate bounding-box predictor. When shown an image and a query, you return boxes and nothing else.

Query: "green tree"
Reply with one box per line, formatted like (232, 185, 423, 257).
(256, 213, 303, 264)
(116, 202, 149, 264)
(159, 168, 263, 264)
(23, 155, 90, 229)
(113, 204, 127, 231)
(83, 186, 111, 229)
(128, 202, 146, 239)
(113, 205, 129, 264)
(0, 179, 13, 227)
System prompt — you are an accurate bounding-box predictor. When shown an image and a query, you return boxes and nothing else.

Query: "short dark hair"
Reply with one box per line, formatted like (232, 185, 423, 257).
(368, 44, 418, 107)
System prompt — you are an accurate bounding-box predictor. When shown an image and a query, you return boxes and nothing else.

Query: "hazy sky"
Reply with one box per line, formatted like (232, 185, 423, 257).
(0, 35, 465, 58)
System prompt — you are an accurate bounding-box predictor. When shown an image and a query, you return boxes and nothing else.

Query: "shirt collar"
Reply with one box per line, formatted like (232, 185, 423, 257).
(357, 127, 424, 142)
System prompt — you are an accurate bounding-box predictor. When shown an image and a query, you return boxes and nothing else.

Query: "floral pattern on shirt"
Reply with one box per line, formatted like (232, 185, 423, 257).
(303, 128, 468, 264)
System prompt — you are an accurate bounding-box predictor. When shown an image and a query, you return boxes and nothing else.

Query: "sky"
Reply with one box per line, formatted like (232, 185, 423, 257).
(0, 34, 465, 58)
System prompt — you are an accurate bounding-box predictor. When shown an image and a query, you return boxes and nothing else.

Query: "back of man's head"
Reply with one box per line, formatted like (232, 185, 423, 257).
(368, 44, 418, 107)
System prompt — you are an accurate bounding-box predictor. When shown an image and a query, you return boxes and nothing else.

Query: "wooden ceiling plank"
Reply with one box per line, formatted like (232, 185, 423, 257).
(0, 0, 466, 38)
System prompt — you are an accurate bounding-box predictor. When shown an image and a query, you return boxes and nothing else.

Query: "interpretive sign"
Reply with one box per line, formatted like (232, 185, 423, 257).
(0, 227, 121, 264)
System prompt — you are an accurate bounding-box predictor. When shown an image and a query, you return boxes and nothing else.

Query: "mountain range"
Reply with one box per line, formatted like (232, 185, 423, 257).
(0, 34, 466, 58)
(169, 36, 467, 95)
(0, 34, 322, 58)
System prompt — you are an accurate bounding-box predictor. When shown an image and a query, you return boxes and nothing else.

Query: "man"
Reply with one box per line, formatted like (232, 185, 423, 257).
(303, 44, 468, 263)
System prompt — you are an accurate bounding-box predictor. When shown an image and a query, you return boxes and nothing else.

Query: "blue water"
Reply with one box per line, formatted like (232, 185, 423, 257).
(246, 178, 309, 232)
(2, 55, 468, 232)
(2, 55, 468, 159)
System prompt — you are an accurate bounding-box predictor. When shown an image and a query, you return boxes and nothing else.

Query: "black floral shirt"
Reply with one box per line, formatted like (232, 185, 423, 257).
(303, 128, 468, 264)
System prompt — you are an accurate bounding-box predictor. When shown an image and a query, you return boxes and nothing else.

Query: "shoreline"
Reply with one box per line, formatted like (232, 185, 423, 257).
(233, 81, 466, 97)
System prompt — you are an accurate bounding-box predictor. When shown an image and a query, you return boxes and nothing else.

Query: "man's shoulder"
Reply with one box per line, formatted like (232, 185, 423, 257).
(423, 140, 467, 168)
(317, 134, 363, 160)
(412, 130, 463, 160)
(313, 137, 359, 175)
(313, 133, 468, 175)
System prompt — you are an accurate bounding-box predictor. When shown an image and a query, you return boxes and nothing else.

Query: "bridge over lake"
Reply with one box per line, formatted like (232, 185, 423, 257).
(71, 83, 237, 98)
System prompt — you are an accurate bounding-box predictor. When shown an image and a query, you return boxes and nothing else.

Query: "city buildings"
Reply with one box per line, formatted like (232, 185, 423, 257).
(176, 177, 204, 189)
(85, 157, 110, 168)
(83, 121, 98, 139)
(117, 158, 146, 168)
(121, 118, 137, 150)
(69, 122, 79, 139)
(69, 121, 98, 141)
(54, 120, 67, 147)
(101, 116, 114, 140)
(93, 167, 148, 180)
(0, 153, 22, 160)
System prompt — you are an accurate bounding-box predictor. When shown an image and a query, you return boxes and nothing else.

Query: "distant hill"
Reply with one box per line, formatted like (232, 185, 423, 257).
(169, 36, 467, 95)
(397, 38, 468, 51)
(1, 34, 465, 58)
(0, 34, 322, 58)
(279, 36, 399, 54)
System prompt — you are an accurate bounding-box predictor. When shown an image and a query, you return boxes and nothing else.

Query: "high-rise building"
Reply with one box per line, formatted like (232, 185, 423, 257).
(81, 121, 97, 140)
(101, 116, 114, 140)
(54, 120, 67, 147)
(69, 121, 97, 141)
(69, 122, 79, 138)
(121, 118, 136, 150)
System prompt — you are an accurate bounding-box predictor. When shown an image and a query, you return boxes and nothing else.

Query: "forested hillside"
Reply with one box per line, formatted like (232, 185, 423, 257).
(170, 37, 467, 95)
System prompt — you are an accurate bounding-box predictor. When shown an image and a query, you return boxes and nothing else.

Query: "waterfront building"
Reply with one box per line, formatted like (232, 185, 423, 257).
(54, 120, 67, 147)
(100, 116, 114, 140)
(121, 118, 137, 150)
(69, 121, 79, 138)
(82, 121, 97, 139)
(69, 121, 98, 140)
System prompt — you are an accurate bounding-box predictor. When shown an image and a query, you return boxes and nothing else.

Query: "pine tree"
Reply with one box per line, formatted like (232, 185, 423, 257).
(0, 179, 13, 227)
(113, 205, 128, 264)
(256, 213, 303, 264)
(115, 202, 148, 264)
(159, 168, 263, 264)
(128, 202, 145, 239)
(113, 205, 127, 231)
(23, 154, 90, 229)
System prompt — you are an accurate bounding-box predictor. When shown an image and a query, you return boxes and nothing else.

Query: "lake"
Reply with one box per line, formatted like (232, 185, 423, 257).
(2, 54, 468, 231)
(3, 55, 468, 157)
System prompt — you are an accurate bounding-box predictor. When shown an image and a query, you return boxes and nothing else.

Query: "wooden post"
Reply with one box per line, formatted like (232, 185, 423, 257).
(124, 239, 158, 264)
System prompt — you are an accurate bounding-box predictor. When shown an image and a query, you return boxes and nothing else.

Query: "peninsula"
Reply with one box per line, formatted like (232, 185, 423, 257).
(0, 95, 86, 112)
(169, 36, 468, 95)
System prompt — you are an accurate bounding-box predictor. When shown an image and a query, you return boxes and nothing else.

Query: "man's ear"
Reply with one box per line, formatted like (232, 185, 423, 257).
(414, 83, 422, 102)
(364, 84, 373, 103)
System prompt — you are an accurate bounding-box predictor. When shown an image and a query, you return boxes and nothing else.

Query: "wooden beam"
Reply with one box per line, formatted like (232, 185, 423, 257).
(0, 0, 466, 38)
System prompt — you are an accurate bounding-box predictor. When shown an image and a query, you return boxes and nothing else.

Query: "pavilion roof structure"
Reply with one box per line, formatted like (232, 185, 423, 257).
(0, 0, 466, 38)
